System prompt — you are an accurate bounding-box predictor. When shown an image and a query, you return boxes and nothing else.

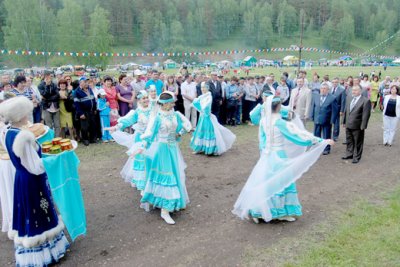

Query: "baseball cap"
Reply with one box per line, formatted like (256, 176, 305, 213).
(79, 76, 88, 82)
(134, 69, 143, 76)
(98, 89, 106, 96)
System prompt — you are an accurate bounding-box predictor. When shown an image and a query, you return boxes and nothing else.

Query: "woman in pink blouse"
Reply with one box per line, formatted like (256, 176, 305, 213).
(103, 76, 119, 126)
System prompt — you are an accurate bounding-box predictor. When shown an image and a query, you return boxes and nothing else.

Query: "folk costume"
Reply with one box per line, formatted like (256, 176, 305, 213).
(139, 91, 192, 224)
(233, 96, 328, 223)
(190, 87, 236, 155)
(0, 97, 69, 267)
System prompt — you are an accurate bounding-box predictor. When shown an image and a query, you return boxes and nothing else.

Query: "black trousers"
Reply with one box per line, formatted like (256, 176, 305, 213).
(80, 111, 97, 142)
(242, 100, 257, 122)
(95, 112, 102, 140)
(226, 104, 237, 125)
(219, 99, 227, 125)
(345, 128, 365, 160)
(212, 102, 221, 123)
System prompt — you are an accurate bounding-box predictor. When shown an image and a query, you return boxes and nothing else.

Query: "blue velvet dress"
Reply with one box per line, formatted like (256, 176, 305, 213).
(5, 128, 69, 267)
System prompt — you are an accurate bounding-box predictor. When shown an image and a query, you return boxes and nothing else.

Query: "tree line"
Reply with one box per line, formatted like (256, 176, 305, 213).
(1, 0, 400, 66)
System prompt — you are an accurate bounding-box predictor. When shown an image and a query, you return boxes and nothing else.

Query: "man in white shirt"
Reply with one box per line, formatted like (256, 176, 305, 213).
(131, 70, 146, 94)
(264, 76, 276, 95)
(181, 74, 197, 128)
(289, 77, 312, 125)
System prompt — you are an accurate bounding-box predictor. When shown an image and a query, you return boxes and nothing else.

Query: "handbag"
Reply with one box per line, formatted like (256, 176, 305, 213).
(64, 92, 74, 112)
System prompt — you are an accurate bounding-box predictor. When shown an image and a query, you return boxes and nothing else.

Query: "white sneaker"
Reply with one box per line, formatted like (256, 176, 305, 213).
(277, 216, 296, 222)
(161, 210, 175, 225)
(140, 202, 150, 212)
(252, 217, 260, 224)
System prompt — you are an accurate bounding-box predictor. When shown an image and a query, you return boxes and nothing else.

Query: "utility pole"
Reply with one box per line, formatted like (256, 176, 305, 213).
(39, 0, 48, 67)
(298, 11, 305, 74)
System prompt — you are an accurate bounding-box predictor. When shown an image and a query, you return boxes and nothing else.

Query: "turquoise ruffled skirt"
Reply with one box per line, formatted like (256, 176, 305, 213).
(250, 182, 302, 219)
(131, 133, 146, 190)
(141, 142, 189, 212)
(120, 132, 147, 191)
(190, 114, 218, 155)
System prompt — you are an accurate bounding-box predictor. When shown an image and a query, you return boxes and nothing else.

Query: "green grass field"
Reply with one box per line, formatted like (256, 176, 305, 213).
(283, 188, 400, 267)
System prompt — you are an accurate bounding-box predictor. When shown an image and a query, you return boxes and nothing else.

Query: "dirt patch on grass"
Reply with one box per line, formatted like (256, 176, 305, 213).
(0, 113, 398, 266)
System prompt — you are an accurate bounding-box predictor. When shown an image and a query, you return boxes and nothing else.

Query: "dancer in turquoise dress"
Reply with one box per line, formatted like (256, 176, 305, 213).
(147, 84, 158, 112)
(110, 90, 152, 193)
(250, 91, 274, 152)
(233, 96, 334, 223)
(0, 97, 69, 266)
(136, 91, 192, 225)
(190, 82, 236, 155)
(250, 90, 299, 153)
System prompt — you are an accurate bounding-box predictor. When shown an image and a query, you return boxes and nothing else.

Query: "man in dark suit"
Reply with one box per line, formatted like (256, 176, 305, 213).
(207, 72, 223, 122)
(310, 83, 338, 155)
(342, 85, 371, 164)
(331, 78, 346, 141)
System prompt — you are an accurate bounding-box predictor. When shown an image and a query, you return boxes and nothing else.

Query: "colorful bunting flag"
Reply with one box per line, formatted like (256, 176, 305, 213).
(0, 47, 397, 59)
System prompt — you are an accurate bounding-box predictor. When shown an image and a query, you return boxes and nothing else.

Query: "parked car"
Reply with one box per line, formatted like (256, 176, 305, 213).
(86, 66, 99, 78)
(74, 65, 85, 76)
(58, 65, 74, 76)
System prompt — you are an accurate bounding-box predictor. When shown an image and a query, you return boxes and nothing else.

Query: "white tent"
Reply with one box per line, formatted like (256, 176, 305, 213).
(283, 55, 298, 61)
(283, 55, 299, 65)
(393, 58, 400, 64)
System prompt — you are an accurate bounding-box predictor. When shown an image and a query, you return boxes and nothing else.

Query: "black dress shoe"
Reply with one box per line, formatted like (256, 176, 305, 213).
(341, 155, 352, 160)
(323, 150, 330, 155)
(352, 159, 359, 164)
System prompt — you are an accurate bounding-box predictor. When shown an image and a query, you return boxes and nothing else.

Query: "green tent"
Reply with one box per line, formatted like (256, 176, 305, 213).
(243, 56, 257, 67)
(163, 59, 177, 69)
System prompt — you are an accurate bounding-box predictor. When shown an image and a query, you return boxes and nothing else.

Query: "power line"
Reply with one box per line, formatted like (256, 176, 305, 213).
(361, 31, 400, 56)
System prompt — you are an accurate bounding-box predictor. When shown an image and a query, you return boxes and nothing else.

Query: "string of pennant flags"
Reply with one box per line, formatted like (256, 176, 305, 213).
(0, 47, 398, 59)
(361, 31, 400, 56)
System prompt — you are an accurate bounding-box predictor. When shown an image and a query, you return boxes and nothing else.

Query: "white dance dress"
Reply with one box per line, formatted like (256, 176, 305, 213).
(112, 105, 152, 190)
(233, 98, 328, 222)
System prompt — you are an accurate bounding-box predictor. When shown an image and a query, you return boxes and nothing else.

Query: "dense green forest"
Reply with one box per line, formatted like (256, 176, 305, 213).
(1, 0, 400, 66)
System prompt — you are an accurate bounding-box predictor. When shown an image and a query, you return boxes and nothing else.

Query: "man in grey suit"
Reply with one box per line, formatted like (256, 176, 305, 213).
(331, 78, 346, 141)
(342, 85, 371, 164)
(310, 83, 338, 155)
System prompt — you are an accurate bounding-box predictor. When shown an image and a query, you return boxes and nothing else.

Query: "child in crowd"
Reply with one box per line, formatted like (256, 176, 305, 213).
(97, 89, 113, 143)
